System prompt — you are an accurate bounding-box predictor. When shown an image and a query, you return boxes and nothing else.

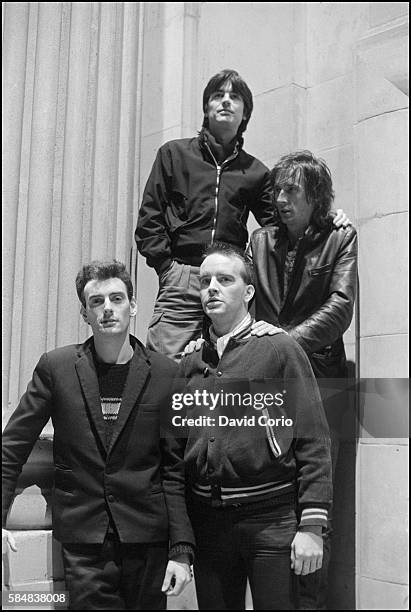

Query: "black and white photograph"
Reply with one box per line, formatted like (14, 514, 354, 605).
(2, 2, 409, 610)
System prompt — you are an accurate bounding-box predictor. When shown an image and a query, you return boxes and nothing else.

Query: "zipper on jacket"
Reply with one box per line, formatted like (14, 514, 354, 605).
(211, 166, 222, 244)
(204, 142, 239, 245)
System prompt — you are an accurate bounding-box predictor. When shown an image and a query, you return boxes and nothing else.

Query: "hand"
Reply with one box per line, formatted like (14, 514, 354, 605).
(2, 528, 17, 554)
(291, 530, 323, 575)
(161, 560, 192, 596)
(333, 208, 352, 228)
(183, 338, 205, 355)
(251, 320, 286, 337)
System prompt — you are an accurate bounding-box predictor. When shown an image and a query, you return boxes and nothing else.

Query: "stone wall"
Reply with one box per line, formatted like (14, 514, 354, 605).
(354, 3, 409, 609)
(2, 2, 409, 609)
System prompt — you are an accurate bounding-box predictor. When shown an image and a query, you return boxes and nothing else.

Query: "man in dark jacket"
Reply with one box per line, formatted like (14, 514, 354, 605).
(2, 260, 194, 610)
(175, 242, 332, 610)
(135, 69, 275, 360)
(250, 150, 357, 380)
(136, 71, 350, 362)
(249, 150, 358, 608)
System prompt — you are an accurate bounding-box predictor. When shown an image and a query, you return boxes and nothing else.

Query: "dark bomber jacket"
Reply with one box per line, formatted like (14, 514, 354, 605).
(179, 332, 332, 529)
(250, 221, 358, 378)
(135, 131, 274, 274)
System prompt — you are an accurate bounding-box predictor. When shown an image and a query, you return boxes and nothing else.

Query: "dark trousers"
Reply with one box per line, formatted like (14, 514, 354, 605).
(62, 534, 168, 610)
(190, 499, 320, 611)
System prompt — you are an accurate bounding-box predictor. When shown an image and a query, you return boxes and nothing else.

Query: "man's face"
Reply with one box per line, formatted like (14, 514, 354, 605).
(206, 82, 246, 135)
(199, 253, 254, 325)
(81, 278, 136, 338)
(274, 170, 314, 230)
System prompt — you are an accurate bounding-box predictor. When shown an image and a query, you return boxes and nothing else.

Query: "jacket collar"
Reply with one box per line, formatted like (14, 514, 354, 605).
(75, 335, 151, 455)
(198, 128, 242, 164)
(202, 316, 255, 364)
(209, 313, 253, 358)
(273, 218, 334, 249)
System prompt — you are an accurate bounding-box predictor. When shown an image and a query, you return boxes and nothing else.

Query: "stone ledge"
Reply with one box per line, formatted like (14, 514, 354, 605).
(2, 530, 64, 587)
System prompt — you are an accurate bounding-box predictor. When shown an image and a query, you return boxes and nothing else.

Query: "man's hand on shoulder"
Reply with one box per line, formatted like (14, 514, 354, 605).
(183, 338, 205, 355)
(251, 320, 286, 337)
(161, 559, 192, 596)
(333, 208, 352, 228)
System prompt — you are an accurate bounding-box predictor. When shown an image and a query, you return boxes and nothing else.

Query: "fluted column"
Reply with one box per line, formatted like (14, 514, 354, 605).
(2, 2, 143, 425)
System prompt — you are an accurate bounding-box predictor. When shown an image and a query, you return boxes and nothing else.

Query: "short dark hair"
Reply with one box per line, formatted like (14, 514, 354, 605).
(270, 150, 335, 228)
(202, 69, 253, 135)
(76, 260, 134, 307)
(202, 242, 254, 286)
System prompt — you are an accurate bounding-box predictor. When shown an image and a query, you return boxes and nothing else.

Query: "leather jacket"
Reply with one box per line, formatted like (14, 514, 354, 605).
(249, 220, 358, 378)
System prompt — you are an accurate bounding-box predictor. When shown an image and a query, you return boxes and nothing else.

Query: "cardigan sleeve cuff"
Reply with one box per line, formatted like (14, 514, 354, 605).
(299, 507, 328, 530)
(168, 543, 195, 565)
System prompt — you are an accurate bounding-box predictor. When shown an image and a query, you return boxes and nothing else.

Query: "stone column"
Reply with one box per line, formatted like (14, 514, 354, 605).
(2, 1, 143, 600)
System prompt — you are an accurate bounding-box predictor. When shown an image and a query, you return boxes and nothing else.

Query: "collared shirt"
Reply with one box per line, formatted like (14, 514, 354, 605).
(209, 313, 252, 358)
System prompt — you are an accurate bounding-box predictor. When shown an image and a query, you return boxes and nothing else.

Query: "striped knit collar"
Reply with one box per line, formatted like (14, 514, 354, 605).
(209, 313, 253, 358)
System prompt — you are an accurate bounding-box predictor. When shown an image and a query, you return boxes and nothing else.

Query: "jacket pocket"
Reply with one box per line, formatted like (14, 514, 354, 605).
(159, 260, 176, 283)
(159, 260, 186, 287)
(54, 467, 74, 493)
(165, 191, 188, 233)
(148, 311, 164, 329)
(309, 263, 333, 277)
(262, 408, 282, 458)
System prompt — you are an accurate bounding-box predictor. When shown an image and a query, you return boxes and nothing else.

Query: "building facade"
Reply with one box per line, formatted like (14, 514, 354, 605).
(2, 2, 409, 609)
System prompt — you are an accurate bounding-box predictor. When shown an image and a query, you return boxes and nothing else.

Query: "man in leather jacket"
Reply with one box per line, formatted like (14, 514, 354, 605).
(249, 150, 358, 609)
(250, 151, 357, 380)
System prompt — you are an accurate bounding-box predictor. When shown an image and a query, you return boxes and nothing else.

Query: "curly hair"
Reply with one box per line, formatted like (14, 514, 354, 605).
(270, 151, 335, 228)
(76, 260, 133, 307)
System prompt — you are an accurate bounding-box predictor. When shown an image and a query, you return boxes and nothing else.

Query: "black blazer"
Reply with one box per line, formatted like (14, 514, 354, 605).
(2, 336, 195, 547)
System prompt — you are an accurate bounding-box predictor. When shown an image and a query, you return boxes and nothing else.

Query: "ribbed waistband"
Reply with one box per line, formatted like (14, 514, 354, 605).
(189, 491, 296, 513)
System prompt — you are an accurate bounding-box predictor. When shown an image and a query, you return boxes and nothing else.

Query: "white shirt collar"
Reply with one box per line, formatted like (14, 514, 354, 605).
(209, 313, 252, 358)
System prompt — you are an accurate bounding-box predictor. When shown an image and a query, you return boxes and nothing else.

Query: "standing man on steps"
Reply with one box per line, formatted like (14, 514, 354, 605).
(2, 260, 194, 610)
(136, 69, 275, 361)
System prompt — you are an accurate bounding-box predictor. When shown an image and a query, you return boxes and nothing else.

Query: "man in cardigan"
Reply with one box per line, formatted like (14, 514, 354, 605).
(2, 260, 194, 610)
(177, 243, 332, 610)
